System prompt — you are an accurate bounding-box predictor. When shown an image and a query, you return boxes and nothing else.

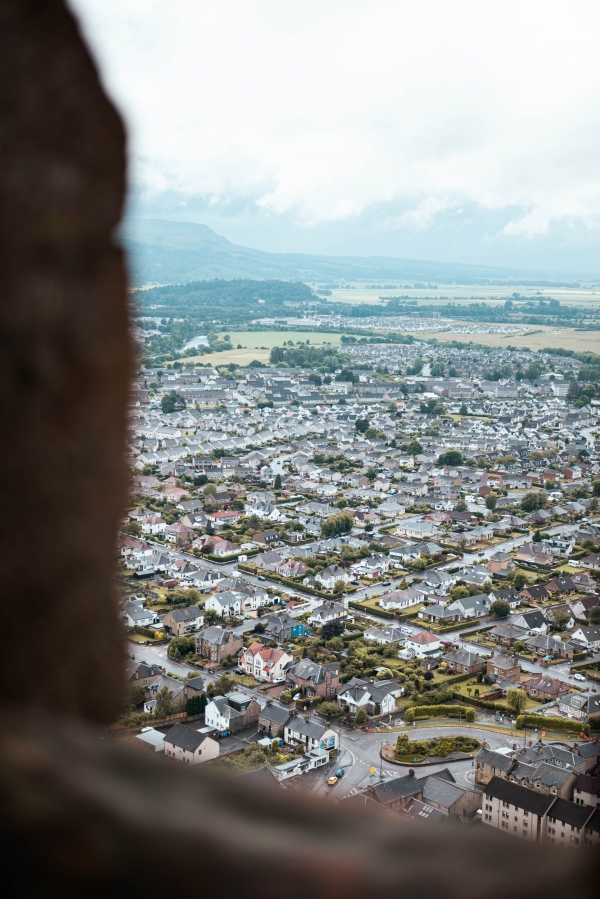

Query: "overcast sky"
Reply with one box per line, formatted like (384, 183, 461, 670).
(71, 0, 600, 274)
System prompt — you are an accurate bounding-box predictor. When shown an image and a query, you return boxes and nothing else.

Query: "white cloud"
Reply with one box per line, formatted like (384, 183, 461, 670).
(70, 0, 600, 242)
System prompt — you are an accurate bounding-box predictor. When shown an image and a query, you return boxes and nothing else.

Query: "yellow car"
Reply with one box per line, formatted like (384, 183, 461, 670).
(327, 776, 338, 786)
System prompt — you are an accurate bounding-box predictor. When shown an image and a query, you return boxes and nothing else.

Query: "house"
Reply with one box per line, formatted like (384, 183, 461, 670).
(339, 678, 403, 716)
(204, 692, 261, 734)
(445, 594, 491, 619)
(487, 551, 516, 578)
(489, 587, 521, 609)
(286, 658, 340, 698)
(546, 577, 578, 597)
(515, 544, 554, 567)
(580, 553, 600, 570)
(315, 564, 350, 590)
(263, 611, 309, 642)
(363, 624, 405, 645)
(351, 552, 391, 579)
(204, 591, 242, 618)
(511, 610, 548, 635)
(420, 569, 455, 596)
(379, 587, 422, 611)
(258, 699, 292, 737)
(308, 600, 346, 627)
(195, 625, 243, 663)
(557, 692, 600, 722)
(186, 567, 225, 593)
(163, 724, 219, 765)
(122, 599, 159, 628)
(487, 651, 521, 683)
(490, 623, 528, 647)
(283, 714, 339, 751)
(570, 625, 600, 650)
(253, 551, 284, 572)
(519, 584, 549, 605)
(273, 748, 331, 781)
(276, 559, 307, 578)
(443, 648, 485, 675)
(404, 630, 442, 659)
(363, 769, 480, 817)
(572, 774, 600, 808)
(162, 605, 204, 637)
(252, 529, 281, 548)
(239, 642, 293, 683)
(547, 797, 600, 848)
(525, 634, 574, 660)
(125, 659, 163, 688)
(522, 675, 571, 701)
(164, 521, 194, 545)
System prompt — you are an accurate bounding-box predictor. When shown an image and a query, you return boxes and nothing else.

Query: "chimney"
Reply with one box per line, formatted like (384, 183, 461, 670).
(408, 768, 415, 777)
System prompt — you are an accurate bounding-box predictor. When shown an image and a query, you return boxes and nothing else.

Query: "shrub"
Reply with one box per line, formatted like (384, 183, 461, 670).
(405, 704, 474, 722)
(516, 714, 589, 736)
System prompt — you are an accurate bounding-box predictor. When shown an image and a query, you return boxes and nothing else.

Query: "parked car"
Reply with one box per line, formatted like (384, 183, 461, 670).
(257, 575, 266, 581)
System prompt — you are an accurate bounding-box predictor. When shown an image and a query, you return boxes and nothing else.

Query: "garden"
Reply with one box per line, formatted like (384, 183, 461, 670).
(393, 733, 481, 763)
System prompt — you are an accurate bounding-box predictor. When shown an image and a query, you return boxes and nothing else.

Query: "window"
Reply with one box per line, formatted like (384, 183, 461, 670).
(523, 830, 528, 837)
(523, 810, 528, 817)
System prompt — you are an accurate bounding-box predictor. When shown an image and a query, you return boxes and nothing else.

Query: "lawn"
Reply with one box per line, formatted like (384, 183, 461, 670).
(232, 674, 260, 688)
(453, 679, 539, 711)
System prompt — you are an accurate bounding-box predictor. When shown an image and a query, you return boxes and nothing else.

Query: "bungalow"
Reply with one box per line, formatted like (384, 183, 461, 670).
(445, 594, 491, 619)
(522, 675, 571, 701)
(254, 550, 285, 572)
(276, 559, 308, 578)
(515, 544, 554, 567)
(519, 584, 549, 604)
(253, 529, 281, 548)
(489, 587, 521, 609)
(396, 519, 439, 540)
(404, 630, 443, 659)
(545, 576, 578, 597)
(490, 623, 528, 647)
(580, 553, 600, 570)
(443, 648, 485, 675)
(380, 587, 422, 611)
(363, 624, 405, 645)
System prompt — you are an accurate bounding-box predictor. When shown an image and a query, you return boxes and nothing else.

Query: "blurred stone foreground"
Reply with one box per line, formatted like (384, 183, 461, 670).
(0, 1, 596, 895)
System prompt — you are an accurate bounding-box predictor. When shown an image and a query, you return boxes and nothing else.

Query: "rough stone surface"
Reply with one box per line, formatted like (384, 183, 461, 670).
(0, 0, 130, 723)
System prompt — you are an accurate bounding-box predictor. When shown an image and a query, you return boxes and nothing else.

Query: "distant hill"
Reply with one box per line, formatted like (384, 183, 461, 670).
(122, 219, 568, 287)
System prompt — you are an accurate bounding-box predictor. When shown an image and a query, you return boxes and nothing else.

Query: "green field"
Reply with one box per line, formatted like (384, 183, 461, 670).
(218, 330, 342, 349)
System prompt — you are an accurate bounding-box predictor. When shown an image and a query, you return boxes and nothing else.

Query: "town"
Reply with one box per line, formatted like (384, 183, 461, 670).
(114, 328, 600, 847)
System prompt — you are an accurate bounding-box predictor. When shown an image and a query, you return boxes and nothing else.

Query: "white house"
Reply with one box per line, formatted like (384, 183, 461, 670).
(351, 553, 391, 579)
(203, 590, 243, 618)
(380, 587, 422, 611)
(571, 625, 600, 650)
(283, 716, 339, 751)
(163, 723, 219, 765)
(315, 564, 350, 590)
(404, 630, 443, 659)
(337, 678, 403, 715)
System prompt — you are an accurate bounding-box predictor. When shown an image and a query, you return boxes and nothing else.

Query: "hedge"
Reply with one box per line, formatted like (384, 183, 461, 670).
(515, 714, 590, 736)
(572, 653, 587, 662)
(453, 692, 507, 711)
(348, 600, 396, 620)
(405, 705, 475, 723)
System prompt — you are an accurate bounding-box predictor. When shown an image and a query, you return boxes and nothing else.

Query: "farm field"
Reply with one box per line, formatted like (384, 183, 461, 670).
(325, 285, 600, 308)
(180, 347, 271, 366)
(417, 323, 600, 352)
(218, 330, 342, 349)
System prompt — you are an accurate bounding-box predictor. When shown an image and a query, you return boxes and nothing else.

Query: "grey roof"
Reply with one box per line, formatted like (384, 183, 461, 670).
(371, 772, 423, 805)
(168, 605, 203, 623)
(285, 717, 329, 741)
(444, 648, 481, 668)
(476, 747, 514, 773)
(196, 625, 231, 645)
(484, 776, 556, 816)
(289, 659, 328, 684)
(164, 723, 208, 752)
(422, 775, 472, 811)
(259, 703, 291, 726)
(550, 797, 596, 829)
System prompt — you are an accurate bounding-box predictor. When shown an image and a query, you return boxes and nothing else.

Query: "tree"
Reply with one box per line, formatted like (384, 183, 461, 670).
(438, 450, 463, 467)
(154, 686, 175, 718)
(406, 439, 423, 458)
(355, 418, 369, 433)
(521, 491, 548, 512)
(551, 609, 570, 631)
(355, 708, 368, 725)
(319, 701, 343, 719)
(207, 672, 234, 698)
(491, 599, 510, 618)
(506, 688, 528, 714)
(161, 390, 186, 414)
(455, 499, 467, 512)
(512, 641, 526, 654)
(485, 494, 497, 511)
(431, 361, 445, 377)
(459, 404, 468, 416)
(512, 571, 527, 591)
(129, 684, 147, 708)
(321, 512, 353, 538)
(450, 585, 469, 600)
(589, 606, 600, 624)
(274, 473, 282, 491)
(122, 520, 142, 537)
(532, 530, 542, 543)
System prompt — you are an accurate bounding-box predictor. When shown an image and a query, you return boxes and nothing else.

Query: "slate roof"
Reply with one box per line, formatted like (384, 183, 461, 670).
(259, 703, 292, 726)
(484, 776, 556, 816)
(164, 723, 207, 753)
(422, 775, 473, 811)
(549, 797, 595, 829)
(371, 772, 423, 805)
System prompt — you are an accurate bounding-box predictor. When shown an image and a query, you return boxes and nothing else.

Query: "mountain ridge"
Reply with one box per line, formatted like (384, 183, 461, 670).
(122, 218, 584, 287)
